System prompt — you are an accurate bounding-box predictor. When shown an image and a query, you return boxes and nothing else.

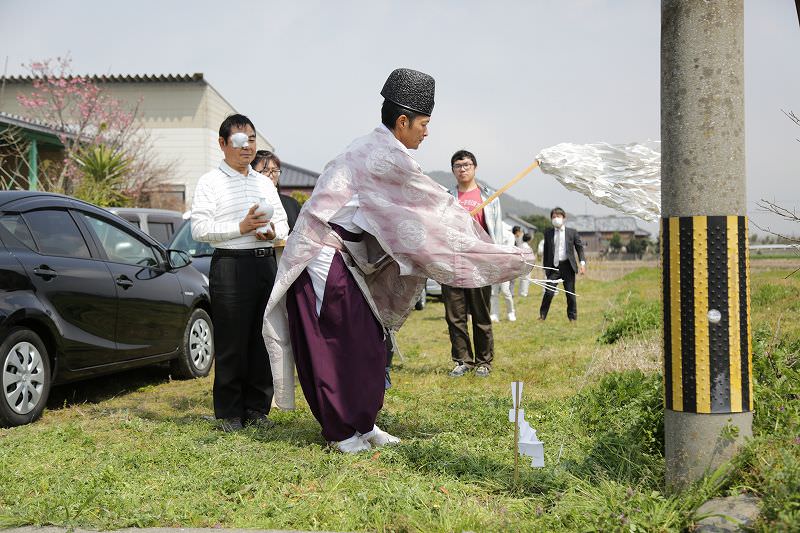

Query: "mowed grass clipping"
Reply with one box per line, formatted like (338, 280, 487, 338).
(0, 261, 798, 532)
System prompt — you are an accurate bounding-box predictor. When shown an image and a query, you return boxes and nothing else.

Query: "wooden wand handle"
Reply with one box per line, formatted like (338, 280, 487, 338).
(470, 159, 540, 216)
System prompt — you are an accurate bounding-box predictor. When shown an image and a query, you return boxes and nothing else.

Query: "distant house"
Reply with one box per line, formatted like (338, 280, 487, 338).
(0, 111, 68, 190)
(504, 213, 537, 235)
(278, 161, 320, 197)
(0, 72, 317, 209)
(567, 215, 651, 253)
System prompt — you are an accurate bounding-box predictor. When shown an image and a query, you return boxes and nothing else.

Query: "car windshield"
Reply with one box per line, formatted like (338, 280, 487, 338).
(169, 221, 215, 257)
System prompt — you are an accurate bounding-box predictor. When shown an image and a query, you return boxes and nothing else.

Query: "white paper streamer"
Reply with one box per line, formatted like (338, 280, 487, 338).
(509, 381, 544, 468)
(536, 141, 661, 222)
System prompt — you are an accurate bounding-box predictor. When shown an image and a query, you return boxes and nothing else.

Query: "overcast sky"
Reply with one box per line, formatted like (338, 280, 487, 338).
(1, 0, 798, 235)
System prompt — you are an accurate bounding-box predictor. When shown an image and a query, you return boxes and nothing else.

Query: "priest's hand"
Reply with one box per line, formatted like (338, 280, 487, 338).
(579, 263, 586, 275)
(239, 204, 269, 235)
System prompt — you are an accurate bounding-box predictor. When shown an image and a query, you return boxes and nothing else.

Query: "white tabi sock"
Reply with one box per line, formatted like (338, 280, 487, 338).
(361, 425, 401, 447)
(332, 432, 371, 453)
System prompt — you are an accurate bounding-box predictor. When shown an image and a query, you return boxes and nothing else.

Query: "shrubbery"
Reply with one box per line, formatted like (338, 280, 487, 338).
(598, 299, 661, 344)
(751, 283, 800, 307)
(730, 325, 800, 530)
(568, 371, 664, 481)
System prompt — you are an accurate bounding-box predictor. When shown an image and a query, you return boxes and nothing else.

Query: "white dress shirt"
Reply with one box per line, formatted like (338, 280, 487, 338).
(554, 226, 568, 264)
(191, 160, 289, 249)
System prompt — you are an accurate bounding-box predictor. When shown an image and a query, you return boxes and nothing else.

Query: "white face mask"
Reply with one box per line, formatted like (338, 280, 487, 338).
(552, 217, 564, 228)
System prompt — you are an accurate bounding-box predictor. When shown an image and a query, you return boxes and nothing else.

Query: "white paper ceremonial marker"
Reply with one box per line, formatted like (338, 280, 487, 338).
(511, 381, 522, 484)
(518, 421, 544, 468)
(509, 381, 524, 421)
(509, 382, 544, 472)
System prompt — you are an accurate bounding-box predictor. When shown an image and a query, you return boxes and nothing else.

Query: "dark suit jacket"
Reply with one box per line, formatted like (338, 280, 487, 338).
(279, 193, 302, 232)
(542, 227, 586, 273)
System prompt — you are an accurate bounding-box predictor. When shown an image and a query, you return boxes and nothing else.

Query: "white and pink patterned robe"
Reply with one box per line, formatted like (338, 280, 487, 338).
(263, 125, 534, 409)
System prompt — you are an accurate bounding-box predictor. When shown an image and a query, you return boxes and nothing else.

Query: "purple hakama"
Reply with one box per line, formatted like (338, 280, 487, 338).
(286, 248, 387, 442)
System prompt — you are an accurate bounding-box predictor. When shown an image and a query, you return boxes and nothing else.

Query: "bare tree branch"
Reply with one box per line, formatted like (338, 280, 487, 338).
(782, 109, 800, 142)
(757, 199, 800, 226)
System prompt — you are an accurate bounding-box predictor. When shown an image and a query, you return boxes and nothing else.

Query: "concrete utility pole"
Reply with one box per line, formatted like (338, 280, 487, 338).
(660, 0, 752, 489)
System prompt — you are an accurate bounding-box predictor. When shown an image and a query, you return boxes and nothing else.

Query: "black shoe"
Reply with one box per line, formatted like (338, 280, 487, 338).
(244, 409, 275, 429)
(219, 417, 243, 432)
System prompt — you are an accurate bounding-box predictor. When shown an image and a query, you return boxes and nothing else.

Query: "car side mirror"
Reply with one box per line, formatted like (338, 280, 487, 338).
(167, 249, 192, 269)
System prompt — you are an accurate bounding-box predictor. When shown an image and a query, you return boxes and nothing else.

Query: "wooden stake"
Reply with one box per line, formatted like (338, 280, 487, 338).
(513, 382, 521, 486)
(470, 160, 540, 216)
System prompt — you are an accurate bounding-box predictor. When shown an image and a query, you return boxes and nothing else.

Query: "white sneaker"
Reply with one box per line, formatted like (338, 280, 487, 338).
(361, 425, 401, 447)
(508, 312, 517, 322)
(332, 432, 371, 453)
(490, 314, 499, 323)
(449, 363, 471, 377)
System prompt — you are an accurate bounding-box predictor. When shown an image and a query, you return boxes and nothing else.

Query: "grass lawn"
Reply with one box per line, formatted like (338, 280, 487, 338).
(1, 262, 798, 532)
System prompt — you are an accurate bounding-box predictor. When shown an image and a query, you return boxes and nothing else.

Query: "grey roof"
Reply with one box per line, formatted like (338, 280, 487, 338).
(0, 110, 72, 140)
(504, 213, 537, 232)
(280, 162, 320, 188)
(568, 214, 650, 236)
(1, 73, 205, 84)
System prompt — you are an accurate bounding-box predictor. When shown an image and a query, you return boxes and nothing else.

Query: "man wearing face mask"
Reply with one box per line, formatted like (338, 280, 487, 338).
(539, 207, 585, 322)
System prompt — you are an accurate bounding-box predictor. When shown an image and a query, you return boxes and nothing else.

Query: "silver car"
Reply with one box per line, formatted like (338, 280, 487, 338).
(415, 278, 443, 310)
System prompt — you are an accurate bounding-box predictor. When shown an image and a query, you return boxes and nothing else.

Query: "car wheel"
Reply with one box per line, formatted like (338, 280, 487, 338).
(170, 308, 214, 379)
(0, 327, 51, 427)
(415, 287, 426, 310)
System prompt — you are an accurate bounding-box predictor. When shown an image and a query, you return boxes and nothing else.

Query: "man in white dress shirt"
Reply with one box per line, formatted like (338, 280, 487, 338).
(191, 114, 289, 431)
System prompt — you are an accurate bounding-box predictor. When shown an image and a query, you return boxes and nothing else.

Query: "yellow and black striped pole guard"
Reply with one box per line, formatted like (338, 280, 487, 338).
(660, 216, 752, 414)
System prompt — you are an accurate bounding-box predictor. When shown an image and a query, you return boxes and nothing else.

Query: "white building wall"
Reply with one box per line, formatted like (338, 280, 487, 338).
(0, 77, 274, 209)
(147, 127, 214, 204)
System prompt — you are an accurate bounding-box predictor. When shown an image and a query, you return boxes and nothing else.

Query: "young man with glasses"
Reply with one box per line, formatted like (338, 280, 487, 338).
(442, 150, 505, 378)
(191, 114, 288, 432)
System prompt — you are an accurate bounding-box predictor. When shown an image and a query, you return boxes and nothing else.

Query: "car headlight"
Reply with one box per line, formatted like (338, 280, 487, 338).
(201, 273, 209, 286)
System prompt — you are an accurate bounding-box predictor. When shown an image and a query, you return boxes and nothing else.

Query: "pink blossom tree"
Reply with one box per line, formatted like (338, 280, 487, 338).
(16, 55, 170, 205)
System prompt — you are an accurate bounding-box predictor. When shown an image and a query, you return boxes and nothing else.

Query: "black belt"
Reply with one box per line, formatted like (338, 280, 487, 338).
(213, 247, 275, 258)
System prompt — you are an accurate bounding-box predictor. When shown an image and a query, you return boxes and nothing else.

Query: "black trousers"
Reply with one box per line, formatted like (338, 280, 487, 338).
(441, 285, 494, 369)
(209, 250, 277, 419)
(539, 260, 577, 320)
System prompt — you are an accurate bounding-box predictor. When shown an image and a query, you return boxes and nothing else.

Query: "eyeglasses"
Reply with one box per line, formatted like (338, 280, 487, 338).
(259, 168, 282, 177)
(452, 163, 474, 171)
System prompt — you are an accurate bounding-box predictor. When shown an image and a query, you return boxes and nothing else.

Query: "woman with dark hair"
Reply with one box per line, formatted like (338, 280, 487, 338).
(252, 150, 302, 232)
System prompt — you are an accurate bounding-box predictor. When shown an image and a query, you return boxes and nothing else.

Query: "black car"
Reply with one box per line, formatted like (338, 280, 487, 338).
(0, 191, 214, 427)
